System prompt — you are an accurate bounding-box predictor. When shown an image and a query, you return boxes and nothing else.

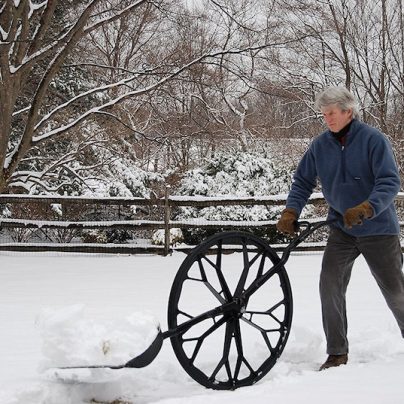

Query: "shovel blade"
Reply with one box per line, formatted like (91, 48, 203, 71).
(124, 328, 163, 368)
(55, 328, 164, 371)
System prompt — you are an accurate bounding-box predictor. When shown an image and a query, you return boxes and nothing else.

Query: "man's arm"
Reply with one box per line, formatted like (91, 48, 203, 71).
(285, 147, 318, 216)
(367, 134, 401, 217)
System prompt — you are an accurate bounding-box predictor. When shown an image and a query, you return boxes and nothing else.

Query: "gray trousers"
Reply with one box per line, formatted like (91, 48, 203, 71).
(320, 228, 404, 355)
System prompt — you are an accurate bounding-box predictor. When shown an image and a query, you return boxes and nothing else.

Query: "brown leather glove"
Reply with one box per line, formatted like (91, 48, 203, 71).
(276, 208, 298, 235)
(343, 201, 373, 229)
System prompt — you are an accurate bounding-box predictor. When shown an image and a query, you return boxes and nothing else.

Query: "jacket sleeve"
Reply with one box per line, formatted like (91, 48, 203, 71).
(285, 146, 318, 216)
(368, 135, 401, 217)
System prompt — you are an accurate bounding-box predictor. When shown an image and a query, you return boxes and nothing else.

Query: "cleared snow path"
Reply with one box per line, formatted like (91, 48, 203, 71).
(0, 251, 403, 403)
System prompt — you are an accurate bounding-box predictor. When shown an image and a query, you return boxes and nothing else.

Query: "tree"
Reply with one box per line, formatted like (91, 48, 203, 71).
(1, 0, 294, 194)
(256, 0, 404, 177)
(0, 0, 156, 192)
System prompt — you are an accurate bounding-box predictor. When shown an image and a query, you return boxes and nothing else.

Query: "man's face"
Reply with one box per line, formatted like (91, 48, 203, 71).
(321, 104, 353, 133)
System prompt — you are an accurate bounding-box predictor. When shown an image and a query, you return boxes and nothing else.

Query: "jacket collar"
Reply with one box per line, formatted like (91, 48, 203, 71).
(326, 119, 359, 145)
(331, 119, 354, 140)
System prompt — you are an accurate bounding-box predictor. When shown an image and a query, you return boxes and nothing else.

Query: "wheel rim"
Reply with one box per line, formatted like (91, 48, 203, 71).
(168, 231, 293, 390)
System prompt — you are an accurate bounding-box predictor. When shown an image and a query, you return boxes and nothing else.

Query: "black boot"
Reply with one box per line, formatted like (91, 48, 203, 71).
(319, 354, 348, 371)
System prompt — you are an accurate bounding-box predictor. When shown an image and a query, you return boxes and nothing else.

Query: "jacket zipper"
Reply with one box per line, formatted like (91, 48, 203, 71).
(341, 144, 346, 183)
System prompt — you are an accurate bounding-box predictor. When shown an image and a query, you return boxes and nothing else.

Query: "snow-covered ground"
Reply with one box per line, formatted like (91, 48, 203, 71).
(1, 250, 403, 404)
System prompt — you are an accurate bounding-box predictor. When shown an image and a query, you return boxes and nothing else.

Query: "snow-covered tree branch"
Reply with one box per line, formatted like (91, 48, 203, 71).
(1, 0, 403, 195)
(0, 0, 295, 194)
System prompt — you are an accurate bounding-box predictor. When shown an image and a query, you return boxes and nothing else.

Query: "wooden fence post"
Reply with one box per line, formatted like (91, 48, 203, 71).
(164, 185, 171, 256)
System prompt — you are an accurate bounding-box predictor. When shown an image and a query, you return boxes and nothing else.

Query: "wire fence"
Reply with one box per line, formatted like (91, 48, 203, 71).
(0, 191, 403, 255)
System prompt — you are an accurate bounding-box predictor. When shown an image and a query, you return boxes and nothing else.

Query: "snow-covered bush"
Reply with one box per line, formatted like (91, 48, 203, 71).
(82, 158, 162, 199)
(151, 228, 184, 246)
(178, 151, 290, 197)
(78, 158, 163, 244)
(5, 152, 165, 245)
(174, 151, 293, 244)
(81, 230, 108, 244)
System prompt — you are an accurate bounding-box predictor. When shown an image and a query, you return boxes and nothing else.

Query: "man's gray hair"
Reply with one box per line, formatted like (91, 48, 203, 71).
(315, 86, 360, 118)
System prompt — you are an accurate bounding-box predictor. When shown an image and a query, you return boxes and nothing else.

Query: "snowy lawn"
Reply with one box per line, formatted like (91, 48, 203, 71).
(1, 250, 403, 404)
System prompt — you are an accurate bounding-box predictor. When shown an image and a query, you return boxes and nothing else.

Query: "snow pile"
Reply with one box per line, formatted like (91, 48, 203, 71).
(2, 253, 404, 403)
(37, 305, 159, 370)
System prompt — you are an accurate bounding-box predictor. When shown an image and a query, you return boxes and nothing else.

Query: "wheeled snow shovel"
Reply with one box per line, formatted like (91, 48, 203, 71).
(59, 219, 334, 390)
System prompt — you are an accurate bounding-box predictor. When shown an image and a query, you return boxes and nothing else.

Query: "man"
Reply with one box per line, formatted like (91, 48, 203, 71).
(276, 86, 404, 371)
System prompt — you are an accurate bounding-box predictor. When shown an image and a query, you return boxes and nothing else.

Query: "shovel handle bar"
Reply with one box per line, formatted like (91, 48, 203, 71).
(162, 300, 240, 339)
(241, 219, 337, 300)
(280, 218, 337, 265)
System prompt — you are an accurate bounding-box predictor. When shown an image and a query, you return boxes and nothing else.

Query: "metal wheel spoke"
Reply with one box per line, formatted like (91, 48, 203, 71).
(245, 300, 285, 316)
(186, 316, 229, 363)
(261, 332, 275, 354)
(177, 309, 194, 320)
(243, 356, 256, 373)
(204, 281, 227, 304)
(198, 258, 226, 304)
(243, 261, 285, 301)
(233, 318, 244, 356)
(202, 253, 232, 301)
(209, 319, 235, 382)
(197, 258, 208, 282)
(242, 318, 283, 332)
(222, 320, 235, 360)
(216, 240, 223, 274)
(241, 299, 288, 333)
(256, 253, 266, 278)
(243, 266, 278, 299)
(244, 299, 286, 324)
(267, 299, 286, 314)
(240, 316, 284, 334)
(266, 300, 287, 325)
(240, 316, 266, 332)
(268, 313, 283, 326)
(233, 318, 253, 381)
(234, 243, 262, 297)
(209, 358, 227, 382)
(225, 361, 232, 381)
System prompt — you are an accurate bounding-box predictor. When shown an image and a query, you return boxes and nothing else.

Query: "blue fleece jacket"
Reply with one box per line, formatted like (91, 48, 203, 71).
(286, 119, 401, 236)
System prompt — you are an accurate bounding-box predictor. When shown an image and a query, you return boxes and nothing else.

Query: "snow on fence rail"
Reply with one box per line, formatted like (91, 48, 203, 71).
(0, 192, 403, 255)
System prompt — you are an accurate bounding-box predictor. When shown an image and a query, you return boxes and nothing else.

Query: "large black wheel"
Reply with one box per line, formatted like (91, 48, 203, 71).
(167, 231, 293, 390)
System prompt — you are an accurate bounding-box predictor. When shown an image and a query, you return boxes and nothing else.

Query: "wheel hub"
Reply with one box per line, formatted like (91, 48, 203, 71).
(232, 297, 246, 318)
